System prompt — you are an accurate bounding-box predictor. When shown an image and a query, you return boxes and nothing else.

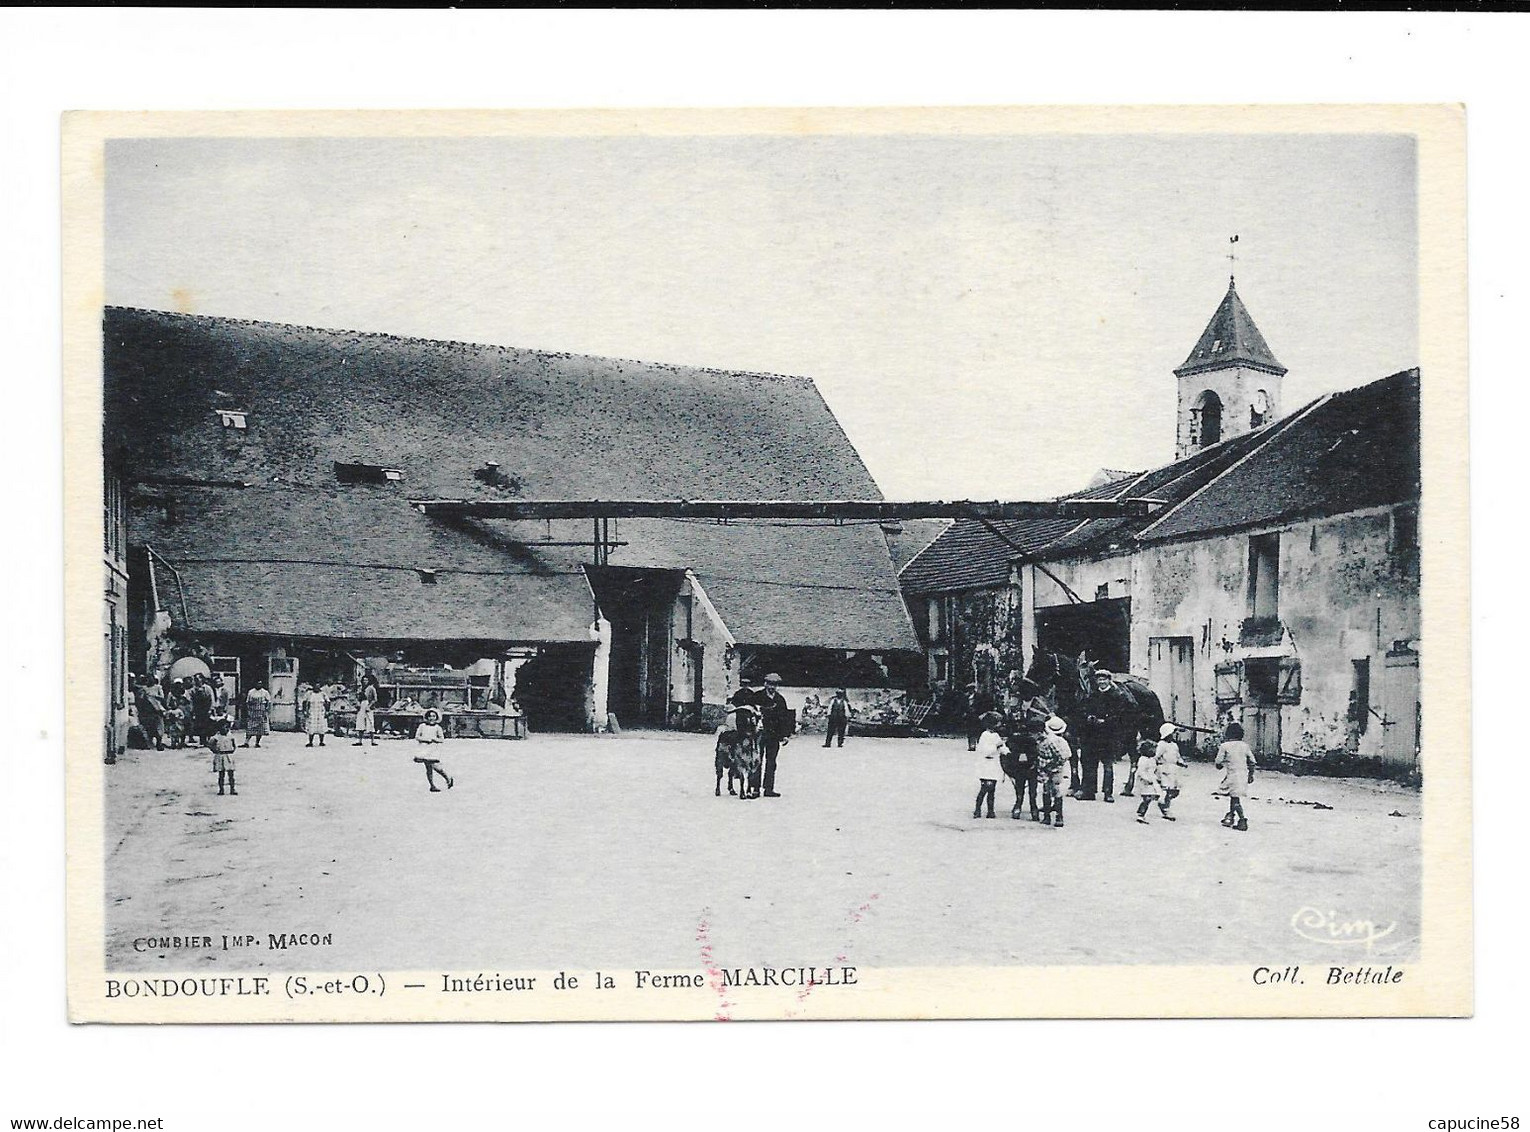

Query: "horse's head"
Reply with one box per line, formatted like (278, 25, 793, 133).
(732, 705, 761, 735)
(1023, 649, 1058, 690)
(1074, 652, 1098, 699)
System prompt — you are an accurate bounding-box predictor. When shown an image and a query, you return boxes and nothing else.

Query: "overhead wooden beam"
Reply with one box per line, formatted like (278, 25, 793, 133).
(408, 498, 1163, 521)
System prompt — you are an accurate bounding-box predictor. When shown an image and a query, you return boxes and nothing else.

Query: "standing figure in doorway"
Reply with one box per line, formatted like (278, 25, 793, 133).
(189, 673, 215, 747)
(823, 688, 851, 749)
(963, 682, 995, 752)
(243, 683, 272, 748)
(302, 683, 330, 748)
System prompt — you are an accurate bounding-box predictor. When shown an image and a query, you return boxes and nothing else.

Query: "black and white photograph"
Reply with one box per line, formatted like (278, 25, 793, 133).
(64, 106, 1468, 1023)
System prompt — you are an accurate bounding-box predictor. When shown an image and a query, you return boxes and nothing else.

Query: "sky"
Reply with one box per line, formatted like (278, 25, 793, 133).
(105, 131, 1418, 499)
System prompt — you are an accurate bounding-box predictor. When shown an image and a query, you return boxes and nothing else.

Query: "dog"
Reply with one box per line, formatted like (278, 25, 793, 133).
(715, 705, 762, 799)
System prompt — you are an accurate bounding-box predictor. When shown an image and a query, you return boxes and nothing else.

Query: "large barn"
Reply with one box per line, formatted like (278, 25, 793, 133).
(105, 307, 921, 734)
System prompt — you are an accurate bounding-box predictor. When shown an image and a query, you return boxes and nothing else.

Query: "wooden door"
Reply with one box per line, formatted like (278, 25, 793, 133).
(1148, 636, 1194, 731)
(1383, 649, 1421, 771)
(268, 656, 299, 730)
(1244, 704, 1281, 764)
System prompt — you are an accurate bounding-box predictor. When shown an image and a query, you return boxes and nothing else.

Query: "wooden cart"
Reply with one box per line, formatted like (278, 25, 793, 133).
(847, 698, 935, 738)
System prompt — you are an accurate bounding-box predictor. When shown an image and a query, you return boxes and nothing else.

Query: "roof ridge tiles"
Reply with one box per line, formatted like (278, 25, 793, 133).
(104, 305, 817, 387)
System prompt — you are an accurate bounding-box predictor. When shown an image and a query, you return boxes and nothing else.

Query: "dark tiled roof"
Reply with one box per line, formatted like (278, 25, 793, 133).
(899, 368, 1421, 592)
(1140, 369, 1420, 543)
(882, 519, 951, 574)
(107, 307, 918, 651)
(898, 515, 1077, 594)
(1034, 427, 1274, 558)
(1174, 282, 1287, 378)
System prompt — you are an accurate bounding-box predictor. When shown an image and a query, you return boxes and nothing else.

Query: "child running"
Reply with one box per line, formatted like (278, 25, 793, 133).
(972, 711, 1007, 819)
(412, 708, 455, 792)
(1215, 722, 1256, 831)
(1133, 740, 1165, 823)
(1155, 722, 1187, 820)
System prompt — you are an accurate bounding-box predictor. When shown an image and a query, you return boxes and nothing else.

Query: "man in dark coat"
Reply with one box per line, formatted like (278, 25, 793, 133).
(823, 688, 851, 748)
(754, 673, 794, 797)
(1077, 669, 1133, 802)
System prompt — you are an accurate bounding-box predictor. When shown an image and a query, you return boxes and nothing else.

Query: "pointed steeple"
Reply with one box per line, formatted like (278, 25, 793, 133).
(1174, 280, 1287, 379)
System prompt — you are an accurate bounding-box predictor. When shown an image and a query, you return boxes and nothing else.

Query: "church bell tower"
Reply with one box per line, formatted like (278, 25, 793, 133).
(1174, 277, 1287, 459)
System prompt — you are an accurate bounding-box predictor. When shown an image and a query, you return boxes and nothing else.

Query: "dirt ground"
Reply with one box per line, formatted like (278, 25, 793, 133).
(105, 729, 1420, 972)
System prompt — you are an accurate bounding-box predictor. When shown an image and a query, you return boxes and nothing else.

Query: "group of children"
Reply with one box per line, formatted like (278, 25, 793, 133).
(973, 711, 1072, 826)
(973, 714, 1257, 831)
(198, 705, 456, 797)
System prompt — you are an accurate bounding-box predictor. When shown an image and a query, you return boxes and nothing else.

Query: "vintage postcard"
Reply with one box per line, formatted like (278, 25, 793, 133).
(63, 106, 1470, 1022)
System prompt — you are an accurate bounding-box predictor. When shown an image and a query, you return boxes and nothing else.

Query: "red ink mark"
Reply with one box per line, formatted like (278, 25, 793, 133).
(697, 909, 733, 1021)
(786, 893, 880, 1018)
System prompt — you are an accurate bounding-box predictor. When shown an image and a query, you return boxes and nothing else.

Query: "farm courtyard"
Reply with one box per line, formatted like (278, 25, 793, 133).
(104, 730, 1421, 972)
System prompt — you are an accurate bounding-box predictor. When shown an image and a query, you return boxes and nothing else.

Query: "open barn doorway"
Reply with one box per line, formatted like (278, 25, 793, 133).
(1034, 597, 1132, 674)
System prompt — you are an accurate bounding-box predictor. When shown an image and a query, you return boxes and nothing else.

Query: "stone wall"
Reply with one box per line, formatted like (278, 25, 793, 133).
(1133, 506, 1420, 768)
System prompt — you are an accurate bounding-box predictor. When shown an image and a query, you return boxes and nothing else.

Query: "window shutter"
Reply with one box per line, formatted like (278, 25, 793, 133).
(1214, 661, 1242, 705)
(1277, 657, 1303, 704)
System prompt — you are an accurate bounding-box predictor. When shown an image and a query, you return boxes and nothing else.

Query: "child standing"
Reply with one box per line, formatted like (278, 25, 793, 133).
(412, 708, 454, 792)
(1034, 715, 1071, 828)
(1133, 740, 1165, 824)
(208, 715, 238, 796)
(1155, 722, 1187, 820)
(972, 711, 1007, 819)
(1215, 722, 1256, 831)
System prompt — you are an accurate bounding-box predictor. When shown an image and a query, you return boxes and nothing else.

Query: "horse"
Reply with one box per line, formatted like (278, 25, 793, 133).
(715, 704, 762, 800)
(1024, 649, 1165, 797)
(1022, 649, 1090, 719)
(1024, 649, 1165, 742)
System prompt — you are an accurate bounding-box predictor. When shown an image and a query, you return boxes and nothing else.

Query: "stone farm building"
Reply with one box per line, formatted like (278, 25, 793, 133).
(901, 283, 1422, 773)
(105, 307, 921, 735)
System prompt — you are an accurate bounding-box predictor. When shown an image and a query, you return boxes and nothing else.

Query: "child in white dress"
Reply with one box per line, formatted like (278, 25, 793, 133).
(972, 712, 1007, 819)
(1133, 741, 1165, 824)
(412, 709, 454, 792)
(1215, 722, 1256, 831)
(1155, 722, 1187, 820)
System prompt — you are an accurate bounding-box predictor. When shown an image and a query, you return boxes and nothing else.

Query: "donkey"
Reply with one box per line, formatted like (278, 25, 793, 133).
(715, 704, 762, 800)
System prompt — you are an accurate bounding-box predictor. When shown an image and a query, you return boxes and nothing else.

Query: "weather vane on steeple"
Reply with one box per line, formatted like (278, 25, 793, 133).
(1227, 234, 1239, 286)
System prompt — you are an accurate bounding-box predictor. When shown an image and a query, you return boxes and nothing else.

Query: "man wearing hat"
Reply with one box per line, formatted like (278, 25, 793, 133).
(1078, 668, 1133, 802)
(754, 674, 794, 797)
